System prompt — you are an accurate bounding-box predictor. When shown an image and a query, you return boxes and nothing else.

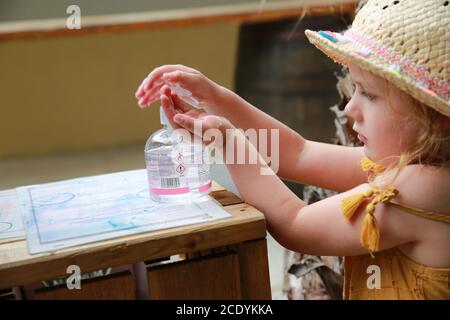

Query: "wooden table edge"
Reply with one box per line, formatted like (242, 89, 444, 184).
(0, 184, 268, 289)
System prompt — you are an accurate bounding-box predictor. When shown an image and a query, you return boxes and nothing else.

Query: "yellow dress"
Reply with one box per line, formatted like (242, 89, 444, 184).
(341, 158, 450, 300)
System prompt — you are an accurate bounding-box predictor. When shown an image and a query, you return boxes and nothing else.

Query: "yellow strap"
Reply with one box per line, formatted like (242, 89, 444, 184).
(389, 201, 450, 224)
(342, 157, 450, 257)
(359, 157, 450, 223)
(360, 157, 384, 174)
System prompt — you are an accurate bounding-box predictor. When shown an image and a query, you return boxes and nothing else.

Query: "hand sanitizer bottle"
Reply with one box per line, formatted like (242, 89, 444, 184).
(144, 106, 212, 203)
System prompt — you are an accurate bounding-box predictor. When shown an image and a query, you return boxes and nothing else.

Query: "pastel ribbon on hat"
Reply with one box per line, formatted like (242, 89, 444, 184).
(345, 30, 449, 101)
(318, 30, 338, 43)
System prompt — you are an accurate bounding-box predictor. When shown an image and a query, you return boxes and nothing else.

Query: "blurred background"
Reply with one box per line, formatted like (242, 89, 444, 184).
(0, 0, 356, 299)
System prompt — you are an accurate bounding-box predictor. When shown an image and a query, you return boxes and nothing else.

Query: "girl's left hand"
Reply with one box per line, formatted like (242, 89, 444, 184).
(160, 86, 234, 148)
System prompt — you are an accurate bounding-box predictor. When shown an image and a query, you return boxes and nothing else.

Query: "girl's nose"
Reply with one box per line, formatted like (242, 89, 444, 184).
(344, 96, 363, 122)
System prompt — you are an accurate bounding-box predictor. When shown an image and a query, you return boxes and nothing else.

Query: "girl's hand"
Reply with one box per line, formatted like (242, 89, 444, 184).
(160, 86, 234, 148)
(135, 64, 222, 111)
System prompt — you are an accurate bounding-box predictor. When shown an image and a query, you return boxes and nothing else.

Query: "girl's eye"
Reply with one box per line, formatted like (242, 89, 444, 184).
(361, 91, 376, 101)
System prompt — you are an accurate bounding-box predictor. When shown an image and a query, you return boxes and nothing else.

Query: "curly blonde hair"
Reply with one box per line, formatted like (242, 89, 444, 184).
(370, 82, 450, 188)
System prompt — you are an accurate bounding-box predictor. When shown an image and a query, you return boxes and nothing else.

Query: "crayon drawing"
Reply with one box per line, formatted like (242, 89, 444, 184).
(17, 169, 230, 254)
(0, 190, 25, 239)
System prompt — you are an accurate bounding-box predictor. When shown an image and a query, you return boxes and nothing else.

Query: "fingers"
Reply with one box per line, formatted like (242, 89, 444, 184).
(163, 71, 205, 108)
(135, 65, 176, 101)
(135, 76, 147, 98)
(135, 65, 202, 108)
(170, 91, 192, 113)
(135, 76, 158, 99)
(141, 64, 199, 94)
(135, 80, 145, 99)
(161, 85, 192, 113)
(161, 84, 202, 116)
(138, 88, 161, 108)
(173, 114, 232, 146)
(162, 70, 201, 90)
(159, 85, 172, 99)
(173, 114, 193, 131)
(143, 66, 175, 91)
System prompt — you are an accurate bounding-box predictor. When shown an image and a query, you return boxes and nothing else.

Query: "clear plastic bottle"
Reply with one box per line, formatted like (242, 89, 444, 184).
(144, 106, 211, 203)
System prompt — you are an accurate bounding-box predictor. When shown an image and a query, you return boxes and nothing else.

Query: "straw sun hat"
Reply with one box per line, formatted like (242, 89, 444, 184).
(305, 0, 449, 117)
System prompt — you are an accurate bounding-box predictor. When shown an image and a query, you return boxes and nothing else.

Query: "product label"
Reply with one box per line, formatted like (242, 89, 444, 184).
(145, 144, 210, 195)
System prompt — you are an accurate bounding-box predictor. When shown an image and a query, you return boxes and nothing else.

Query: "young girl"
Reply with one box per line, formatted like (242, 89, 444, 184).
(135, 0, 449, 299)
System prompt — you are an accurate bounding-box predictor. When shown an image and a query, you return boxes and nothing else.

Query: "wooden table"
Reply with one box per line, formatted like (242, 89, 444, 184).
(0, 181, 271, 300)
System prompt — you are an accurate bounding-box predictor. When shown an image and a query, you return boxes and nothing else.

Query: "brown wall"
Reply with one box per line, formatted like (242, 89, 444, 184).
(0, 22, 239, 157)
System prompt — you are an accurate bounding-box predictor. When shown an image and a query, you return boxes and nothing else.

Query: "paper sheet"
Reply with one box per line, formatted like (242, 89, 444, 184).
(16, 169, 231, 254)
(0, 189, 25, 239)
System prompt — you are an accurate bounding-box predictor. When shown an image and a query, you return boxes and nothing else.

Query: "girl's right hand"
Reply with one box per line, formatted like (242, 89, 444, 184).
(159, 84, 234, 149)
(135, 64, 223, 111)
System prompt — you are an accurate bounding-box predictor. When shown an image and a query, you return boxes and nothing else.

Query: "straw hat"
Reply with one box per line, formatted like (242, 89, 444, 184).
(305, 0, 449, 117)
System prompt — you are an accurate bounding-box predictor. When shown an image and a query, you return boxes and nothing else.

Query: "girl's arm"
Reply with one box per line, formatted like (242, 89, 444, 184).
(172, 114, 418, 257)
(215, 87, 368, 192)
(223, 129, 417, 255)
(137, 65, 367, 192)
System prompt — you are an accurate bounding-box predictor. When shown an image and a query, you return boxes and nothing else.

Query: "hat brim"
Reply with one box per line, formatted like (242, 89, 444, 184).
(305, 29, 450, 118)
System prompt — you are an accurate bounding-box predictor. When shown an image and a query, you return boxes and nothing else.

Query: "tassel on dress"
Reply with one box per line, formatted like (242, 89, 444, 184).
(341, 189, 373, 220)
(360, 203, 380, 255)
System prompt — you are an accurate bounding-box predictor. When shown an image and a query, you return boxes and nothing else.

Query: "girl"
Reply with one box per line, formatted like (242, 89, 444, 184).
(135, 0, 449, 299)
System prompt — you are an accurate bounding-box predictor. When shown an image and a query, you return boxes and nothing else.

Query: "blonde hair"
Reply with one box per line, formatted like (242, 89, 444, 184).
(369, 82, 450, 189)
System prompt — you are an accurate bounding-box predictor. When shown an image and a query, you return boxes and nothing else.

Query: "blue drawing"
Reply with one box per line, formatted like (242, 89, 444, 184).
(15, 169, 230, 254)
(33, 192, 75, 206)
(0, 222, 13, 233)
(137, 189, 150, 199)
